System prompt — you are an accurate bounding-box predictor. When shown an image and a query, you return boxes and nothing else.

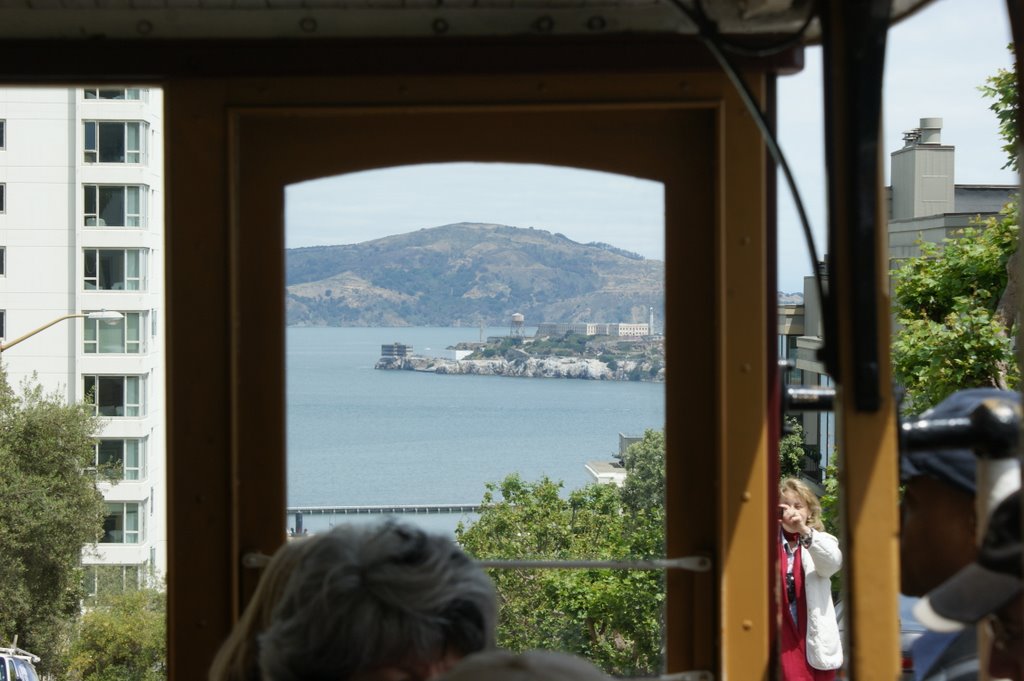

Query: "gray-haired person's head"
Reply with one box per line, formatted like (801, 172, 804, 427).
(258, 521, 497, 681)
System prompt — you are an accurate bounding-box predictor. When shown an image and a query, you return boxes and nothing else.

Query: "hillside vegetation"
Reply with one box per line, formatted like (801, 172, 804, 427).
(286, 223, 664, 327)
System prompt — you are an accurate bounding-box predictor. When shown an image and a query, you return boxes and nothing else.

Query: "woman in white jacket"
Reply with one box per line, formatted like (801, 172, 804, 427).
(778, 477, 843, 681)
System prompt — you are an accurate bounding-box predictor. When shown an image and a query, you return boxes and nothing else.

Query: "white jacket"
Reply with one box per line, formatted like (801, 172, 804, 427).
(800, 529, 844, 670)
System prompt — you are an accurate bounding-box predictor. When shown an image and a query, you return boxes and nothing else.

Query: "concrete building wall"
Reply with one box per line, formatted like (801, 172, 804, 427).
(0, 86, 166, 591)
(890, 118, 955, 221)
(887, 118, 1012, 262)
(890, 143, 955, 220)
(888, 213, 981, 261)
(777, 305, 803, 338)
(801, 273, 822, 339)
(954, 185, 1016, 214)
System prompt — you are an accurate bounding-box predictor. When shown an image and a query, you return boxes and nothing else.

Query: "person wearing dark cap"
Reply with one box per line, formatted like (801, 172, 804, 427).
(899, 388, 1020, 681)
(914, 491, 1024, 681)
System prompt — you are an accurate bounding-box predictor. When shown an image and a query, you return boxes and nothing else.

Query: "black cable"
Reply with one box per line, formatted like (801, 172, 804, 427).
(667, 0, 827, 318)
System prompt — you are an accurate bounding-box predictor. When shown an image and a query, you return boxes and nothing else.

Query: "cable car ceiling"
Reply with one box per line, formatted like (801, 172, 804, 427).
(0, 0, 931, 40)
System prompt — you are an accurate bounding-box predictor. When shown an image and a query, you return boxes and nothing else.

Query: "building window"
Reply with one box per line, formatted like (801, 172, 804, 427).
(83, 121, 145, 164)
(84, 88, 145, 101)
(83, 248, 146, 291)
(0, 246, 6, 276)
(92, 438, 146, 480)
(84, 311, 142, 354)
(84, 185, 145, 227)
(0, 310, 5, 339)
(84, 375, 144, 417)
(1, 183, 5, 213)
(82, 564, 142, 605)
(0, 120, 5, 149)
(100, 502, 142, 544)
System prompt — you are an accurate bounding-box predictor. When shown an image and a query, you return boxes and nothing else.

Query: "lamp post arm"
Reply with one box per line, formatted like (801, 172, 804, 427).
(0, 314, 87, 353)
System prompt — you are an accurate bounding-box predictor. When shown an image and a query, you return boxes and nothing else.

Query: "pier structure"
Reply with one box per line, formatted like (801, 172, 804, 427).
(289, 503, 480, 515)
(286, 503, 481, 533)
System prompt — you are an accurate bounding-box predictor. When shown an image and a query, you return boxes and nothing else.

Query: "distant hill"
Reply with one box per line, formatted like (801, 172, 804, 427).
(285, 223, 664, 327)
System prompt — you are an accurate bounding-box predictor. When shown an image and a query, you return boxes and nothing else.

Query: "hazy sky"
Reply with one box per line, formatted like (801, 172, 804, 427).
(286, 164, 664, 259)
(285, 0, 1016, 293)
(776, 0, 1016, 292)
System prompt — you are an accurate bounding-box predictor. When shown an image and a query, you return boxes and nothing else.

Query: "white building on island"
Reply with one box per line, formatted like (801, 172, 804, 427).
(535, 321, 650, 338)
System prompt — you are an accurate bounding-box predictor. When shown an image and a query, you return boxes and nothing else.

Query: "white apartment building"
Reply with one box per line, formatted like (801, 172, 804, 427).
(0, 87, 165, 597)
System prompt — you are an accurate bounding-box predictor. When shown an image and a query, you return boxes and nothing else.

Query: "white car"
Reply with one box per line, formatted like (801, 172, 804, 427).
(0, 647, 40, 681)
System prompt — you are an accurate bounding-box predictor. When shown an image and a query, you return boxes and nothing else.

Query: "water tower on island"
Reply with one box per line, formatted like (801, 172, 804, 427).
(510, 312, 525, 338)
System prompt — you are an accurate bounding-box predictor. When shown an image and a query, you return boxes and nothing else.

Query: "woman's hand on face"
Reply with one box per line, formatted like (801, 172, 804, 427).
(778, 503, 808, 535)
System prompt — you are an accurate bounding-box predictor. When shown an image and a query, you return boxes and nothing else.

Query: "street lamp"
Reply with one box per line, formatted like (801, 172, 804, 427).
(0, 310, 125, 353)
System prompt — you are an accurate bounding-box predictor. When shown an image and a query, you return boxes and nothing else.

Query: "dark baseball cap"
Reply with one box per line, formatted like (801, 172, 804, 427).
(914, 490, 1023, 631)
(900, 388, 1021, 495)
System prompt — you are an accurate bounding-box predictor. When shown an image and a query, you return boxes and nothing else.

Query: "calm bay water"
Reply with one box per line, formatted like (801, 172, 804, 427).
(286, 327, 665, 533)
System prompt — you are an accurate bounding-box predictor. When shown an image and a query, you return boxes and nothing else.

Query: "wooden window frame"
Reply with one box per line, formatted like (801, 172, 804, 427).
(165, 70, 770, 680)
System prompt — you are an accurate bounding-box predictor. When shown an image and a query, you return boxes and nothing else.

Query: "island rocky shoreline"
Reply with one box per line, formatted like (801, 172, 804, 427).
(374, 354, 665, 382)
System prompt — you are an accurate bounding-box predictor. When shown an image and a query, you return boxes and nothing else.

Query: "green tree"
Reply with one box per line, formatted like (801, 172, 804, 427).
(818, 454, 842, 594)
(617, 429, 667, 559)
(67, 588, 166, 681)
(891, 200, 1020, 413)
(818, 454, 840, 539)
(979, 47, 1019, 173)
(457, 469, 664, 676)
(618, 429, 664, 517)
(778, 419, 807, 480)
(0, 369, 106, 675)
(891, 51, 1023, 413)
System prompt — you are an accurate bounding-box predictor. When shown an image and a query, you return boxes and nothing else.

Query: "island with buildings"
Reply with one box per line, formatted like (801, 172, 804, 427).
(375, 316, 665, 382)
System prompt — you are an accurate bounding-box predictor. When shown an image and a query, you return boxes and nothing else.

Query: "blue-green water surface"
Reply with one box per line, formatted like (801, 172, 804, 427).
(286, 327, 665, 532)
